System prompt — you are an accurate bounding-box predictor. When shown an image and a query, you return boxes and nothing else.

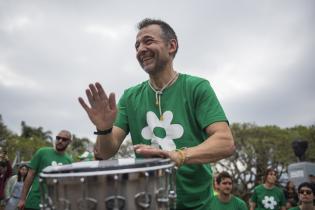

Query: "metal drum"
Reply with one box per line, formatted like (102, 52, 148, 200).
(39, 158, 176, 210)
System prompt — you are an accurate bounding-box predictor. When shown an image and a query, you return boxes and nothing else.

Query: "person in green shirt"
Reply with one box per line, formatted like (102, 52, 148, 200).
(250, 168, 286, 210)
(17, 130, 72, 210)
(79, 18, 235, 209)
(289, 182, 315, 210)
(209, 171, 248, 210)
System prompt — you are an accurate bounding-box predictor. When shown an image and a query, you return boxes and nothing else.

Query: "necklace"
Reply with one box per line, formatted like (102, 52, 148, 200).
(148, 71, 179, 120)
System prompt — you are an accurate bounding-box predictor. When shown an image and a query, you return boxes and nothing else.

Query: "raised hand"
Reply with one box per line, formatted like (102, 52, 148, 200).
(78, 82, 117, 130)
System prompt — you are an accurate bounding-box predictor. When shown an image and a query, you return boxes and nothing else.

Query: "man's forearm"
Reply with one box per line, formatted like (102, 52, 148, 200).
(183, 129, 234, 164)
(96, 126, 126, 159)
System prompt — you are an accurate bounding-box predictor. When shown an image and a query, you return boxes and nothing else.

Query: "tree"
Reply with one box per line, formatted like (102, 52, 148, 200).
(0, 114, 13, 147)
(4, 121, 53, 161)
(21, 121, 53, 143)
(68, 135, 92, 161)
(6, 135, 52, 161)
(115, 138, 135, 159)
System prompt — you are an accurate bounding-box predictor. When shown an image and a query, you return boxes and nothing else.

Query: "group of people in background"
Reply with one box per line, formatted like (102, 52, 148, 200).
(211, 168, 315, 210)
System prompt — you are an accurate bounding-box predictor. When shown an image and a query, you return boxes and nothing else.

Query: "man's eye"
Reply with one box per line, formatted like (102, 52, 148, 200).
(145, 39, 153, 44)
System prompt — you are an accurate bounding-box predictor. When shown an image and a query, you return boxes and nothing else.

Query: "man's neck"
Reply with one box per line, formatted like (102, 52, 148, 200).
(300, 202, 315, 210)
(149, 67, 177, 90)
(263, 182, 274, 189)
(218, 193, 231, 203)
(54, 148, 65, 154)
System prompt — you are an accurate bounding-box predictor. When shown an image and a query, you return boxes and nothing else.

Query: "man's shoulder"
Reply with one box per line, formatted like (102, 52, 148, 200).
(180, 73, 208, 84)
(288, 207, 300, 210)
(274, 186, 285, 194)
(36, 147, 54, 153)
(231, 195, 246, 204)
(252, 184, 264, 193)
(210, 194, 220, 201)
(123, 80, 148, 95)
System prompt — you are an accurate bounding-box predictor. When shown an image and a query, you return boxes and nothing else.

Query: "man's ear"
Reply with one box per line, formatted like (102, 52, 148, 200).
(168, 39, 177, 56)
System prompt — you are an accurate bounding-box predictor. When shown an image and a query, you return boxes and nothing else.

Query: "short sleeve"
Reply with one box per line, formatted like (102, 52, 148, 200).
(194, 80, 228, 129)
(29, 148, 43, 172)
(114, 90, 130, 133)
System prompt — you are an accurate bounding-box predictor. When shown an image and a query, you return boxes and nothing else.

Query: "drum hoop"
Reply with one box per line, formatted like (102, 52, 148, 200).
(39, 162, 175, 178)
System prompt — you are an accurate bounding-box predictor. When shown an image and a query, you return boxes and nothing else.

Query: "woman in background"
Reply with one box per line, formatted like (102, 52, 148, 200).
(4, 164, 28, 210)
(284, 180, 299, 209)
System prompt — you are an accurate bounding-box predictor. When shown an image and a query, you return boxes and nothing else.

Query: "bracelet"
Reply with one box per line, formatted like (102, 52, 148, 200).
(93, 127, 113, 135)
(175, 148, 187, 167)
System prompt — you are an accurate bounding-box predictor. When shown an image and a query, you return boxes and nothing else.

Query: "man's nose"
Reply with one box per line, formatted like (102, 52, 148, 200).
(137, 43, 147, 54)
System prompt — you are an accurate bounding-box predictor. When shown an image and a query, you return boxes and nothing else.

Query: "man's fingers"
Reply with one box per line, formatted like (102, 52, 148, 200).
(108, 93, 116, 111)
(78, 97, 90, 113)
(89, 83, 100, 101)
(134, 144, 150, 150)
(96, 82, 109, 101)
(86, 89, 96, 107)
(134, 146, 166, 158)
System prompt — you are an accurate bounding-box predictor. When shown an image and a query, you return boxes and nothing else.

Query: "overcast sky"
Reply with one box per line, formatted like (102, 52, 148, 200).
(0, 0, 314, 141)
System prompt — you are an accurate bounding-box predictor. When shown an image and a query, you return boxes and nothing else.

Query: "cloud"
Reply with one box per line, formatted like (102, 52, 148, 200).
(0, 64, 38, 88)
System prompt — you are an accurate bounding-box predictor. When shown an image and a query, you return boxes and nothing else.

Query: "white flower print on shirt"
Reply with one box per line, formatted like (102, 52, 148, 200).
(51, 161, 64, 166)
(141, 111, 184, 151)
(262, 196, 277, 209)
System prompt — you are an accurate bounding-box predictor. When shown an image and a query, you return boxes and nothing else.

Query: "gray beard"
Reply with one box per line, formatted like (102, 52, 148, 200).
(142, 56, 168, 74)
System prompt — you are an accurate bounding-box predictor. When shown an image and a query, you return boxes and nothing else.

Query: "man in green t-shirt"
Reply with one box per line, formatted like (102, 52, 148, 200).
(79, 18, 235, 209)
(17, 130, 72, 210)
(209, 171, 248, 210)
(288, 182, 315, 210)
(250, 168, 286, 210)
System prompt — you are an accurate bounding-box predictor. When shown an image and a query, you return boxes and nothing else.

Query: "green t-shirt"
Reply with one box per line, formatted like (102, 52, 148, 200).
(25, 147, 72, 209)
(288, 207, 300, 210)
(115, 73, 228, 209)
(250, 184, 286, 210)
(209, 195, 248, 210)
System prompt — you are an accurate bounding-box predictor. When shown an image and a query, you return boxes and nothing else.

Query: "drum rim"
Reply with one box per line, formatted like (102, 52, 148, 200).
(40, 158, 175, 178)
(39, 162, 175, 178)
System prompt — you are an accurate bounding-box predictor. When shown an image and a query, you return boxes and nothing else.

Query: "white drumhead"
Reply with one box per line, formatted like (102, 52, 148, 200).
(40, 158, 174, 178)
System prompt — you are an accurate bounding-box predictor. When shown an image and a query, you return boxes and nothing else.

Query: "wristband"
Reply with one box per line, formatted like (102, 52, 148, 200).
(175, 148, 187, 167)
(94, 127, 113, 135)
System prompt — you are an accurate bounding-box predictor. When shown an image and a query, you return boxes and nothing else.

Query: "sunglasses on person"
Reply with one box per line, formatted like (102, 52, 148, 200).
(56, 136, 70, 142)
(299, 189, 313, 195)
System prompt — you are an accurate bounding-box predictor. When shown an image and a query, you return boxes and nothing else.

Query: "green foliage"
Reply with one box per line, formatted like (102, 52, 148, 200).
(115, 138, 135, 159)
(68, 135, 92, 162)
(3, 121, 54, 161)
(21, 121, 53, 143)
(0, 115, 13, 149)
(6, 135, 52, 161)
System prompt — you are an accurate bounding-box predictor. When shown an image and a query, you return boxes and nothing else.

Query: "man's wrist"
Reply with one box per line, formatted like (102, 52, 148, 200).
(94, 127, 113, 135)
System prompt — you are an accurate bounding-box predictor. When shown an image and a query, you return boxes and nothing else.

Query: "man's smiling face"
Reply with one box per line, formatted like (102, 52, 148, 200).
(135, 24, 172, 74)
